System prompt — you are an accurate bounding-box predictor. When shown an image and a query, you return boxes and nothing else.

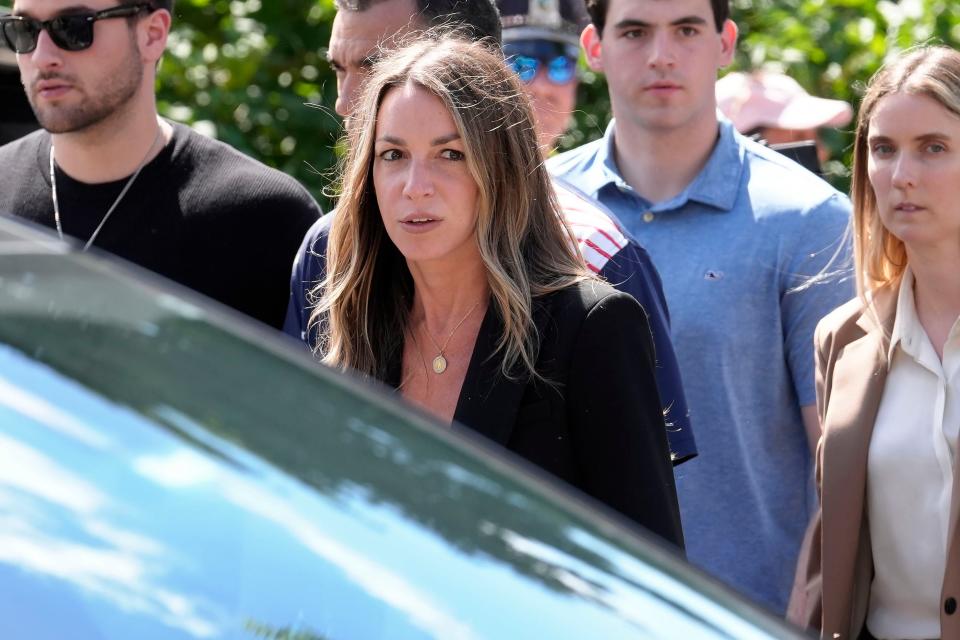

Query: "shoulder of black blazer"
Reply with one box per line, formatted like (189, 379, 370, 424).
(379, 279, 640, 445)
(452, 279, 636, 444)
(380, 280, 683, 547)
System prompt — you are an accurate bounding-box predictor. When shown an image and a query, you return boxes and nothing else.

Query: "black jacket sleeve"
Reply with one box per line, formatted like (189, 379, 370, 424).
(566, 290, 684, 550)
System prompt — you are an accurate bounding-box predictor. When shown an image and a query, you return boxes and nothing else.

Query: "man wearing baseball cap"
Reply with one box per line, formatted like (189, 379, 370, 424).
(716, 70, 853, 165)
(498, 0, 587, 153)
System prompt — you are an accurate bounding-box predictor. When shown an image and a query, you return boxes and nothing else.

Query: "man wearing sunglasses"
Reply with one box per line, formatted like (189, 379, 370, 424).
(499, 0, 586, 154)
(0, 0, 321, 329)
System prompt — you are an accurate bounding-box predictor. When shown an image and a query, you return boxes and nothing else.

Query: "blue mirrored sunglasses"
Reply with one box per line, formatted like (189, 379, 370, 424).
(503, 39, 579, 85)
(508, 55, 577, 85)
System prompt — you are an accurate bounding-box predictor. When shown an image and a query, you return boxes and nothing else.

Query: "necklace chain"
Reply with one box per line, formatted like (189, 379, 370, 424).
(49, 127, 164, 252)
(419, 301, 481, 375)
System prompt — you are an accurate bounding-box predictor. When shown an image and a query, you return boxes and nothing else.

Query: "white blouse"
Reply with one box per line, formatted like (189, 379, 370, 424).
(866, 269, 960, 640)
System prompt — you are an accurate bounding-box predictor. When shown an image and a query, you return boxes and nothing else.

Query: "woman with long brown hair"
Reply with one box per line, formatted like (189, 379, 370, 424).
(310, 36, 682, 546)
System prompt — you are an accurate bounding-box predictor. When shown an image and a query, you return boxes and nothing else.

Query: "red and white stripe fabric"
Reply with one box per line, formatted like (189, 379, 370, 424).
(554, 180, 628, 274)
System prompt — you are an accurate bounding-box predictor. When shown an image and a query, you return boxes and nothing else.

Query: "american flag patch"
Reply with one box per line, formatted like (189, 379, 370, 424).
(554, 181, 628, 273)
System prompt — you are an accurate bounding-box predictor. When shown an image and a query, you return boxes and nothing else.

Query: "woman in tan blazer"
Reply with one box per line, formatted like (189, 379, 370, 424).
(792, 46, 960, 640)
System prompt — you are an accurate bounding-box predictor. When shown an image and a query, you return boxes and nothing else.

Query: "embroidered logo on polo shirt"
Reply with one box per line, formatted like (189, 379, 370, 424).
(704, 270, 724, 281)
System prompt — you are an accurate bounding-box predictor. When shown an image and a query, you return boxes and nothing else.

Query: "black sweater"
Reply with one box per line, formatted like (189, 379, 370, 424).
(0, 122, 321, 328)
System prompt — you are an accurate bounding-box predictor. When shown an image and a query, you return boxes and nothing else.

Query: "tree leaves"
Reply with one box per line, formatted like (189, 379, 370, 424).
(158, 0, 340, 209)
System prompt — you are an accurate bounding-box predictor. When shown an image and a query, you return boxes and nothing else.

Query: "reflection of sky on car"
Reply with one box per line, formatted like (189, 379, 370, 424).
(548, 529, 775, 638)
(0, 345, 775, 639)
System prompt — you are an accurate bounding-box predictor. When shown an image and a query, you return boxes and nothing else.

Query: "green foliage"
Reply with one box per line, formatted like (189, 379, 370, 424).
(159, 0, 960, 202)
(731, 0, 958, 189)
(157, 0, 342, 209)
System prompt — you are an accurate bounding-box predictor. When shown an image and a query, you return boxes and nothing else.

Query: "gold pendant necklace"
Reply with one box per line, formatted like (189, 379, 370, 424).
(421, 301, 481, 375)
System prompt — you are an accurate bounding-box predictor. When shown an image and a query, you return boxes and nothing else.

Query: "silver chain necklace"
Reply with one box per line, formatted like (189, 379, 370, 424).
(49, 128, 163, 252)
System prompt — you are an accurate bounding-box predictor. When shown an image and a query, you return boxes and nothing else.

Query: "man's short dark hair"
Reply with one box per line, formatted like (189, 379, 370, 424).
(336, 0, 502, 45)
(585, 0, 728, 36)
(121, 0, 175, 13)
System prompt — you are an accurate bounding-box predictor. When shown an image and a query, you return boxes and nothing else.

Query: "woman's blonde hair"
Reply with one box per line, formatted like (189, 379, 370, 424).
(851, 45, 960, 299)
(311, 35, 592, 381)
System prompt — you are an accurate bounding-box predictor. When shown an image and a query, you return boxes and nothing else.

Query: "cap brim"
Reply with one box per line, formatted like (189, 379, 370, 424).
(502, 25, 581, 48)
(775, 96, 853, 130)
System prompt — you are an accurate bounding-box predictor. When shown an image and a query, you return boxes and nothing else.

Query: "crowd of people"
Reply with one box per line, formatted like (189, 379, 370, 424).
(0, 0, 958, 638)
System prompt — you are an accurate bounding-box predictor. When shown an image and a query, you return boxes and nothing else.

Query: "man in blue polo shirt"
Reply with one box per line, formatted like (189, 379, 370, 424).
(550, 0, 852, 614)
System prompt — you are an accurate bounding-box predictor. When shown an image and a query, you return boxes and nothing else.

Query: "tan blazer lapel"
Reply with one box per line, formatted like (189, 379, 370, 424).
(821, 293, 896, 639)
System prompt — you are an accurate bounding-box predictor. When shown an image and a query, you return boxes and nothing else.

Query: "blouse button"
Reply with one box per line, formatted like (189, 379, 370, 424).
(946, 597, 957, 615)
(642, 212, 655, 223)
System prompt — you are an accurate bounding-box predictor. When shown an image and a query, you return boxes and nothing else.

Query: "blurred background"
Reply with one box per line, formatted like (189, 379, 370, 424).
(2, 0, 958, 209)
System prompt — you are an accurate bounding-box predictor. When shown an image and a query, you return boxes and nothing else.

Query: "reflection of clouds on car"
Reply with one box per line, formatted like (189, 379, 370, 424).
(132, 439, 478, 640)
(0, 420, 108, 513)
(221, 474, 479, 640)
(0, 374, 111, 450)
(0, 218, 804, 639)
(0, 354, 228, 638)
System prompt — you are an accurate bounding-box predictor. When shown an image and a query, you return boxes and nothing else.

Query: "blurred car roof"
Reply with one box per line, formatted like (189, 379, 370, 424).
(0, 218, 806, 639)
(1, 3, 15, 69)
(1, 5, 38, 144)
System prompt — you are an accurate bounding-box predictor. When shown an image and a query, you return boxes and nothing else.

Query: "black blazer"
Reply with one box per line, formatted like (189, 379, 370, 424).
(385, 280, 684, 549)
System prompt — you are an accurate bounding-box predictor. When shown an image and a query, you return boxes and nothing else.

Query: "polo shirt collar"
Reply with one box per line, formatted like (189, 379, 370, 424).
(570, 120, 626, 198)
(592, 116, 746, 213)
(678, 118, 744, 211)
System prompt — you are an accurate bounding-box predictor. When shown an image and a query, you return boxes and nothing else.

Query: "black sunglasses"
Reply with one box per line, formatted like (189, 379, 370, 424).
(0, 3, 154, 54)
